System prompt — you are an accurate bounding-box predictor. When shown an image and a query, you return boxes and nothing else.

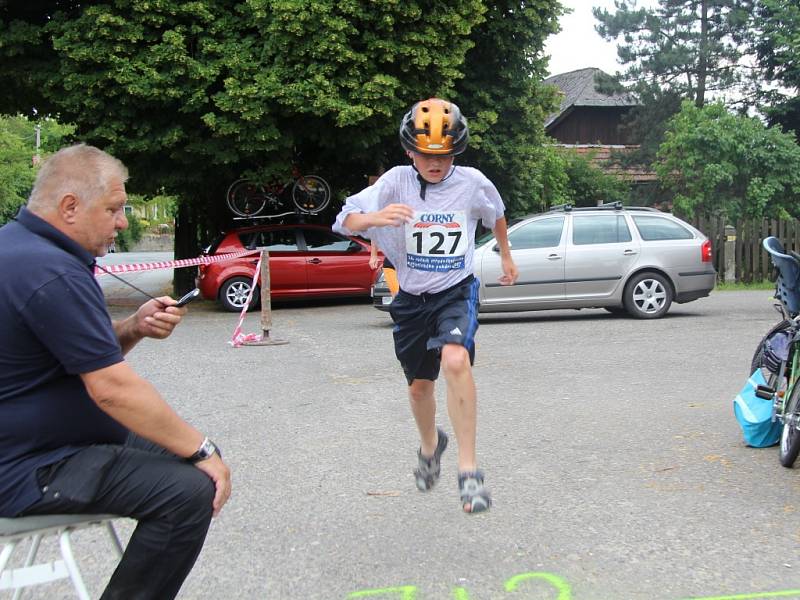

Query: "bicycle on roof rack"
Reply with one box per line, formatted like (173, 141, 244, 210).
(750, 236, 800, 466)
(226, 166, 331, 219)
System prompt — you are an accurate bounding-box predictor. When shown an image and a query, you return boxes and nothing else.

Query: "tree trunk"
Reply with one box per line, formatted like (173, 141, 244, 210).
(173, 201, 198, 295)
(696, 0, 708, 107)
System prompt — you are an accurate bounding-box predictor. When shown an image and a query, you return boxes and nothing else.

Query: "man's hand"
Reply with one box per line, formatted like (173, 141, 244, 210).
(369, 255, 381, 270)
(194, 454, 232, 517)
(135, 296, 187, 340)
(498, 255, 518, 286)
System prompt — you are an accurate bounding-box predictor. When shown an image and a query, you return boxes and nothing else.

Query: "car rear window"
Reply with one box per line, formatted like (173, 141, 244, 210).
(302, 229, 354, 252)
(572, 215, 632, 245)
(240, 229, 299, 251)
(632, 215, 694, 240)
(203, 234, 225, 255)
(508, 216, 565, 250)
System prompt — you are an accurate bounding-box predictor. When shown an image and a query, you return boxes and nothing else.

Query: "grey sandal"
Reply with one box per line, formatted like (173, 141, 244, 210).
(458, 470, 491, 513)
(414, 428, 448, 491)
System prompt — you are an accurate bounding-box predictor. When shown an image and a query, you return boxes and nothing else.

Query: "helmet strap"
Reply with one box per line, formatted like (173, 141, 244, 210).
(411, 163, 456, 201)
(416, 172, 428, 201)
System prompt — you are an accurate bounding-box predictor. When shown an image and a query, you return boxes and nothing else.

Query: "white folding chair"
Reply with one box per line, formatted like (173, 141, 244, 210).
(0, 514, 123, 600)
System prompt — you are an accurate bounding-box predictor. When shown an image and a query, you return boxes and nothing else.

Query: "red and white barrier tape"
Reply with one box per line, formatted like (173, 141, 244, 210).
(94, 249, 258, 275)
(229, 254, 264, 347)
(94, 248, 268, 347)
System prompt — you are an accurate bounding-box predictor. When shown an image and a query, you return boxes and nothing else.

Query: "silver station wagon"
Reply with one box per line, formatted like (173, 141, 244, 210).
(372, 203, 716, 319)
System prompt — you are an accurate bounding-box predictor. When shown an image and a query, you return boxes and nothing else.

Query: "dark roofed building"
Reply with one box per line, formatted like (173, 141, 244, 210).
(544, 67, 638, 145)
(544, 67, 656, 183)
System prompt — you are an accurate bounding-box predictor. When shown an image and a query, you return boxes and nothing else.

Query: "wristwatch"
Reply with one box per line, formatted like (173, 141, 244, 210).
(187, 437, 219, 464)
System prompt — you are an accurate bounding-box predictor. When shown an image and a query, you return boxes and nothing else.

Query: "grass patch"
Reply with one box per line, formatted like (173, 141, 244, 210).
(716, 280, 775, 291)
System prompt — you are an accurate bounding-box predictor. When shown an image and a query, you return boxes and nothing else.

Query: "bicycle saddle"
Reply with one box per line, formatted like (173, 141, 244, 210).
(763, 236, 800, 317)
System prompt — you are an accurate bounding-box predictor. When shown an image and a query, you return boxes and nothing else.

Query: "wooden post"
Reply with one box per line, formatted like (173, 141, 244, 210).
(723, 224, 736, 283)
(243, 250, 288, 346)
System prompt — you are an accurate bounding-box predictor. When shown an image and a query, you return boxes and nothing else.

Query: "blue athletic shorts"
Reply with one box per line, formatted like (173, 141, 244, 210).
(388, 275, 480, 385)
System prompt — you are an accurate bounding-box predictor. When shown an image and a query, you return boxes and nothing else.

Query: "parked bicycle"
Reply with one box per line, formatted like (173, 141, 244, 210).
(226, 166, 331, 218)
(750, 236, 800, 466)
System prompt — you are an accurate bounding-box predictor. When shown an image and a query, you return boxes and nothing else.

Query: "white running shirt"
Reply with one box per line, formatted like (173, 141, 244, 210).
(333, 165, 505, 295)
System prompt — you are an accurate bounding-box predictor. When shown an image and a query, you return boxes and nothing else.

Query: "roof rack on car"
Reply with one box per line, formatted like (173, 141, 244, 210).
(232, 212, 312, 224)
(600, 201, 624, 209)
(547, 202, 663, 213)
(560, 203, 624, 212)
(619, 206, 661, 212)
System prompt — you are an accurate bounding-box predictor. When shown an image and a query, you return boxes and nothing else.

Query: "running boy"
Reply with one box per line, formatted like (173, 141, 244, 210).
(333, 98, 517, 513)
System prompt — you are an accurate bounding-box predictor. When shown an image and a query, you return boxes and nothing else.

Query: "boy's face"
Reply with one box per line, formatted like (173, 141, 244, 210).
(409, 151, 454, 184)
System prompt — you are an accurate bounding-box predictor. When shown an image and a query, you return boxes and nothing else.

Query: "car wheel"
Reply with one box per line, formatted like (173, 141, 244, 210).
(623, 272, 673, 319)
(219, 277, 260, 312)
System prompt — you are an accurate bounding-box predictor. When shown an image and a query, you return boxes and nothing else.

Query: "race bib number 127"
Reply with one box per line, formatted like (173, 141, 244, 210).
(405, 211, 468, 272)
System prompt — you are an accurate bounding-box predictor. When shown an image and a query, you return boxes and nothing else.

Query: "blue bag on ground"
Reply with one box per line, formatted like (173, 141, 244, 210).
(733, 369, 782, 447)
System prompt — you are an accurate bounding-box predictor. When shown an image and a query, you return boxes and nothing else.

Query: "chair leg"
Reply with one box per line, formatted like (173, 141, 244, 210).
(59, 529, 91, 600)
(0, 540, 18, 588)
(105, 521, 124, 558)
(11, 533, 43, 600)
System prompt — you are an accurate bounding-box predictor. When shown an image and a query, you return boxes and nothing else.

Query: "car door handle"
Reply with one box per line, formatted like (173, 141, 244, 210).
(307, 258, 322, 264)
(623, 249, 638, 256)
(547, 253, 562, 260)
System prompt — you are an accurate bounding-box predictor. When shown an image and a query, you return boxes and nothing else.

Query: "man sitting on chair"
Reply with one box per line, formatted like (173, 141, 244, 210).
(0, 144, 232, 599)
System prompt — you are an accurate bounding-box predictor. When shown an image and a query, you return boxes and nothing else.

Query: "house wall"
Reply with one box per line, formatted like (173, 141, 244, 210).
(547, 106, 635, 145)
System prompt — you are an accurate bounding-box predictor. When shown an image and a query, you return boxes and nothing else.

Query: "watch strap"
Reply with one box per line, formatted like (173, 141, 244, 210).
(187, 437, 218, 464)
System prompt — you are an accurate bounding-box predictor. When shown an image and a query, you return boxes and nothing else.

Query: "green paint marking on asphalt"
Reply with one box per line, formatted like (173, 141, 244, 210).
(348, 586, 417, 599)
(504, 572, 572, 598)
(345, 577, 800, 599)
(682, 590, 800, 600)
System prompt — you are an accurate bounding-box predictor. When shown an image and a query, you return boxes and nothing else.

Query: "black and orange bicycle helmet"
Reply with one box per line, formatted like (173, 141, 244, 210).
(399, 98, 469, 156)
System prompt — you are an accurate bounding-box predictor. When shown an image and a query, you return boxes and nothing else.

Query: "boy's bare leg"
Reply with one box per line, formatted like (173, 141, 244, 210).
(441, 344, 477, 472)
(408, 378, 438, 455)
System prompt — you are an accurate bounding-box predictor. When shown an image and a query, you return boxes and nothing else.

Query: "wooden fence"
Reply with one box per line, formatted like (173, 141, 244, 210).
(687, 216, 800, 283)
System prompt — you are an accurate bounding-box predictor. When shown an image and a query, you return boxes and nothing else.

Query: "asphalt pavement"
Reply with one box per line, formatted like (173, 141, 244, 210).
(12, 258, 800, 599)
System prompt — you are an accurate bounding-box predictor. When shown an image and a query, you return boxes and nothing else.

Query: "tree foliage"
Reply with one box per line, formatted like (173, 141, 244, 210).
(745, 0, 799, 91)
(558, 151, 630, 207)
(0, 0, 564, 292)
(0, 115, 74, 224)
(452, 0, 563, 215)
(655, 101, 800, 220)
(593, 0, 749, 108)
(741, 0, 800, 138)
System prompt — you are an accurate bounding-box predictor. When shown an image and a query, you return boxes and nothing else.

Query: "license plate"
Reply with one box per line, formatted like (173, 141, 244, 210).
(381, 296, 393, 305)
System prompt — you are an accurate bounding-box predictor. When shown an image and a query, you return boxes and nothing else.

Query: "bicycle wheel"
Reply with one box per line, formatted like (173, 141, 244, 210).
(292, 175, 331, 214)
(226, 179, 268, 217)
(779, 381, 800, 467)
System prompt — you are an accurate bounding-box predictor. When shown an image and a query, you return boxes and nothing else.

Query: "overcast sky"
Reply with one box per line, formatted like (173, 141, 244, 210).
(544, 0, 657, 78)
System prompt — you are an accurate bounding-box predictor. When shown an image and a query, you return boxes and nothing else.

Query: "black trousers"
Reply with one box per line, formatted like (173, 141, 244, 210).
(21, 434, 215, 600)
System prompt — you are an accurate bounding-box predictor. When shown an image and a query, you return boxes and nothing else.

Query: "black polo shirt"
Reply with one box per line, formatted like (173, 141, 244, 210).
(0, 208, 127, 516)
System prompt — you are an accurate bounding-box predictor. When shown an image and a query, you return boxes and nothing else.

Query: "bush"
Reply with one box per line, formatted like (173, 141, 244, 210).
(116, 214, 144, 251)
(560, 151, 630, 207)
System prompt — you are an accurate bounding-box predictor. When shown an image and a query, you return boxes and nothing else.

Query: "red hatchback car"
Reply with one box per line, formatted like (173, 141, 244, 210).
(197, 223, 381, 311)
